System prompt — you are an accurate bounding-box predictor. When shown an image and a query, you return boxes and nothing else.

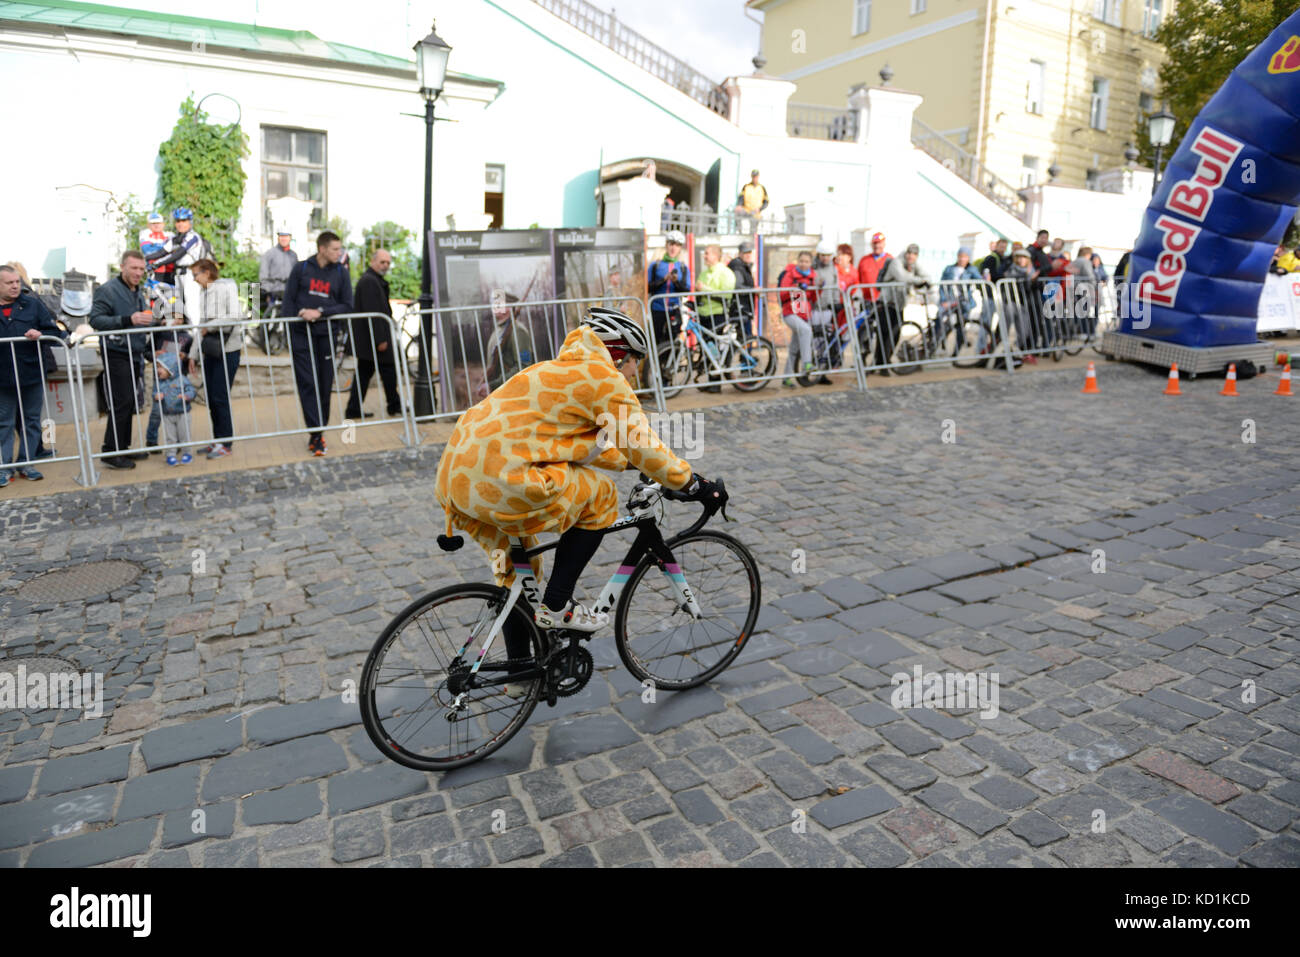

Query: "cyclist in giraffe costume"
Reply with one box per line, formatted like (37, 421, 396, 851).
(435, 307, 723, 633)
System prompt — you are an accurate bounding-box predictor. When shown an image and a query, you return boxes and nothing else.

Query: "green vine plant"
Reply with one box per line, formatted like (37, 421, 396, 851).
(156, 95, 250, 263)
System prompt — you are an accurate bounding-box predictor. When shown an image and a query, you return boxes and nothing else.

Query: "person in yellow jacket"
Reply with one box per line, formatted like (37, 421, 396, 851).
(435, 306, 723, 633)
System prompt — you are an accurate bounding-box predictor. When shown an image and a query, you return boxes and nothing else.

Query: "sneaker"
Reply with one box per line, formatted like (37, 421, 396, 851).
(102, 456, 136, 470)
(206, 444, 231, 459)
(166, 455, 178, 466)
(180, 453, 193, 465)
(313, 438, 326, 457)
(817, 375, 833, 385)
(534, 599, 608, 633)
(782, 378, 797, 388)
(18, 468, 43, 481)
(1023, 354, 1038, 365)
(0, 471, 9, 488)
(195, 445, 214, 456)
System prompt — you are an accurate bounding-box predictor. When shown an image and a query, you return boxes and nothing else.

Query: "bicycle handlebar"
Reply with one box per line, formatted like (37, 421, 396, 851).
(636, 475, 730, 536)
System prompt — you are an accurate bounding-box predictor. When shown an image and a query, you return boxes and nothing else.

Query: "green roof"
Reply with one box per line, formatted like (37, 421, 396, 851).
(0, 0, 503, 87)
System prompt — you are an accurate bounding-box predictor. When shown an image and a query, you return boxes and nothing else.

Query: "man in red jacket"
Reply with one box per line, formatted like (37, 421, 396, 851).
(856, 232, 892, 303)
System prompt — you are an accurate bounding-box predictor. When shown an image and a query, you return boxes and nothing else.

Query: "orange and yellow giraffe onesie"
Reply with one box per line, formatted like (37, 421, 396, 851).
(435, 325, 692, 584)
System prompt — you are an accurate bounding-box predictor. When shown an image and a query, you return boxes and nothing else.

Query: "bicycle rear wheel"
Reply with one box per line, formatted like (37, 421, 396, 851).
(729, 336, 776, 391)
(951, 319, 994, 368)
(658, 340, 691, 400)
(360, 583, 545, 770)
(891, 321, 925, 375)
(614, 530, 761, 691)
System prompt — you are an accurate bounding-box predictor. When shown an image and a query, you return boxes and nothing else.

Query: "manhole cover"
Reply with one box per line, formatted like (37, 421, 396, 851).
(18, 560, 142, 601)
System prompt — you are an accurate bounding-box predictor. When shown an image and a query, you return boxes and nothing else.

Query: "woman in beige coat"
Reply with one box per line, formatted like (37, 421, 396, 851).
(186, 259, 246, 458)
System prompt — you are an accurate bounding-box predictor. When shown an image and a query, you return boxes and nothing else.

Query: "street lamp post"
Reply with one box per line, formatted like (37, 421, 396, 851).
(412, 22, 451, 418)
(1148, 104, 1176, 197)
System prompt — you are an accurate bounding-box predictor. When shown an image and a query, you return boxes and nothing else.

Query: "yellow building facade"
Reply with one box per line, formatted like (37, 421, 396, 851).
(753, 0, 1172, 193)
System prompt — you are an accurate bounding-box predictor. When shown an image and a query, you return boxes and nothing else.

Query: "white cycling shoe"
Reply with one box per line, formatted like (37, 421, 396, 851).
(534, 599, 608, 633)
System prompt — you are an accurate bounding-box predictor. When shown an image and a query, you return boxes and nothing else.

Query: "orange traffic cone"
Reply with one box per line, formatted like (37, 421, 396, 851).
(1082, 362, 1100, 394)
(1277, 364, 1293, 396)
(1220, 364, 1238, 396)
(1163, 363, 1181, 395)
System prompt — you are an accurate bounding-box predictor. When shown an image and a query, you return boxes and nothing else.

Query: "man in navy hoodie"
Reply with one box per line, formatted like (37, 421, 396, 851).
(0, 265, 66, 486)
(282, 231, 353, 455)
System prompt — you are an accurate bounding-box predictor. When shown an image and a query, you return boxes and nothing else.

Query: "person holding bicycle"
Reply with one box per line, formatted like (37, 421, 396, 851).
(435, 307, 722, 639)
(939, 247, 982, 350)
(647, 230, 691, 347)
(259, 230, 297, 318)
(777, 250, 819, 387)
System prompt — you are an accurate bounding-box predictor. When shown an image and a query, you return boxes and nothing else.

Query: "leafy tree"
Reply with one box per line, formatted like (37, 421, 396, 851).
(1140, 1, 1292, 165)
(156, 96, 249, 261)
(356, 220, 420, 300)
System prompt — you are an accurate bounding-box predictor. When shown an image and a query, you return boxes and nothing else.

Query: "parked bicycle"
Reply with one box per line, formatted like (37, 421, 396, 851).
(658, 301, 776, 398)
(359, 476, 760, 770)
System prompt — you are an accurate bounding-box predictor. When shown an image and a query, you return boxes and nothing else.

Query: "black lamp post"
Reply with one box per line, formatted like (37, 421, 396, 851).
(1148, 104, 1175, 197)
(412, 22, 451, 417)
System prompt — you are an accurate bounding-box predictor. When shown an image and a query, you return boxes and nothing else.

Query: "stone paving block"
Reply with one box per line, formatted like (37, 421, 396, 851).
(245, 695, 360, 746)
(1009, 810, 1069, 847)
(1134, 750, 1241, 804)
(390, 815, 455, 855)
(774, 726, 843, 766)
(326, 762, 428, 816)
(816, 576, 884, 609)
(880, 806, 959, 857)
(877, 722, 942, 757)
(162, 802, 235, 848)
(116, 765, 200, 822)
(1239, 835, 1300, 868)
(0, 765, 35, 805)
(430, 839, 493, 868)
(808, 785, 899, 829)
(141, 712, 243, 771)
(672, 788, 724, 826)
(242, 782, 324, 826)
(962, 735, 1032, 776)
(1223, 794, 1293, 832)
(581, 772, 655, 809)
(1050, 836, 1131, 867)
(492, 826, 546, 864)
(737, 683, 811, 716)
(543, 713, 640, 764)
(36, 745, 132, 797)
(971, 775, 1039, 811)
(915, 782, 1010, 835)
(707, 820, 760, 862)
(866, 753, 938, 791)
(27, 818, 158, 868)
(201, 734, 348, 801)
(1144, 793, 1260, 856)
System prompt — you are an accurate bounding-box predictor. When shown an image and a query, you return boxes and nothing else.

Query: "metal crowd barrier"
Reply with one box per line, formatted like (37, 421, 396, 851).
(0, 334, 95, 486)
(993, 277, 1112, 361)
(644, 277, 1017, 404)
(403, 294, 659, 423)
(59, 312, 413, 486)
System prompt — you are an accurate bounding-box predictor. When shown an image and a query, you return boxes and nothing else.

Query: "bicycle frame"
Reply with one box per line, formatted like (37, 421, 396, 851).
(449, 491, 705, 703)
(678, 311, 761, 379)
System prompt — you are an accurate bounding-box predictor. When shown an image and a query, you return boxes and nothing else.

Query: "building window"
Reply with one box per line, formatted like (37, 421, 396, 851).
(1085, 168, 1100, 191)
(1142, 0, 1163, 37)
(262, 126, 326, 233)
(853, 0, 871, 35)
(1090, 76, 1110, 131)
(485, 164, 504, 229)
(1093, 0, 1122, 27)
(909, 0, 926, 13)
(1020, 156, 1040, 189)
(1138, 91, 1154, 127)
(1026, 59, 1045, 114)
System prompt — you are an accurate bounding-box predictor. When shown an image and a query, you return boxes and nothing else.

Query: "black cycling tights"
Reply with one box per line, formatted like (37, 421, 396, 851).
(502, 525, 604, 669)
(542, 525, 604, 611)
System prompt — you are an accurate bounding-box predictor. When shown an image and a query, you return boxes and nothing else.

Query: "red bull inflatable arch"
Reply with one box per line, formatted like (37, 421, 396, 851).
(1123, 11, 1300, 348)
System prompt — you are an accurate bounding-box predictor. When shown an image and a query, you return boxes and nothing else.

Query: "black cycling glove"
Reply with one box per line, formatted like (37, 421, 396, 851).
(683, 475, 724, 503)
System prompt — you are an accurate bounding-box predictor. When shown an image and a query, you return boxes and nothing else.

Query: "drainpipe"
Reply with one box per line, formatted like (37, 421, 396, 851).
(975, 0, 993, 170)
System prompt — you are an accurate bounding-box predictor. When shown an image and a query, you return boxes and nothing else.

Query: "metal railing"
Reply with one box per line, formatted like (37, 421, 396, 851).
(911, 116, 1028, 221)
(533, 0, 730, 116)
(787, 102, 858, 142)
(992, 277, 1116, 362)
(659, 207, 789, 236)
(1, 335, 93, 485)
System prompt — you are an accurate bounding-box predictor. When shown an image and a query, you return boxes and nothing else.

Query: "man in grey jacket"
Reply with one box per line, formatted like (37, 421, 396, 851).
(259, 231, 298, 313)
(89, 251, 155, 469)
(876, 243, 931, 371)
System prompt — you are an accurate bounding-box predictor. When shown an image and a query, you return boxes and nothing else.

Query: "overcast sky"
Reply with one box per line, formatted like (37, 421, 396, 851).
(110, 0, 763, 82)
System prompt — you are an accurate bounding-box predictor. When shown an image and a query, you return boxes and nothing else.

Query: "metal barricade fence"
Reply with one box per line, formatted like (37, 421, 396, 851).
(0, 334, 94, 485)
(64, 312, 413, 485)
(403, 295, 658, 427)
(994, 277, 1109, 361)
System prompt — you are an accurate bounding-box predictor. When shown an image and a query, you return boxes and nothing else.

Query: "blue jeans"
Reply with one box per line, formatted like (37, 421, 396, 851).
(0, 381, 45, 473)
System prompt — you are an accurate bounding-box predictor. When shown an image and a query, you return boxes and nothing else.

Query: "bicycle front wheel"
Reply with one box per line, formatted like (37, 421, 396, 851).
(891, 321, 925, 375)
(360, 583, 545, 771)
(951, 320, 994, 368)
(615, 530, 761, 691)
(658, 340, 691, 400)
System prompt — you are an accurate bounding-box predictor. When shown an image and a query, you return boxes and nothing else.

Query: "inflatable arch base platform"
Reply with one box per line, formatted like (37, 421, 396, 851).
(1098, 330, 1277, 378)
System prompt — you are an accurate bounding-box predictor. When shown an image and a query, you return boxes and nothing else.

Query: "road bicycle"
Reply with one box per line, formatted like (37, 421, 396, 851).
(658, 302, 776, 399)
(359, 477, 761, 770)
(891, 288, 1002, 373)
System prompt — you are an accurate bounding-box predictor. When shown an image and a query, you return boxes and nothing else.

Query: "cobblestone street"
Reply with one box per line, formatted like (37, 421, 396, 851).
(2, 361, 1298, 868)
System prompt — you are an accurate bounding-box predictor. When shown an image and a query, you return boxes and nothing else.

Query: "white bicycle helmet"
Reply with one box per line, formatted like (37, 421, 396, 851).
(816, 240, 836, 256)
(582, 306, 650, 358)
(665, 229, 686, 244)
